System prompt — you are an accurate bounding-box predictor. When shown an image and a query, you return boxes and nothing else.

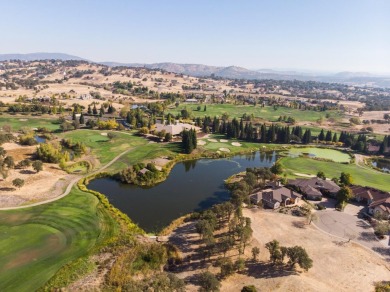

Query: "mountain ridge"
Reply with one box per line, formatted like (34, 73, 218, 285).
(1, 52, 389, 87)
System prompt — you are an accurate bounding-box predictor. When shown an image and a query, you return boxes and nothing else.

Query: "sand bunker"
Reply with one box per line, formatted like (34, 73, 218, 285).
(19, 119, 28, 121)
(208, 139, 218, 142)
(219, 148, 230, 152)
(100, 132, 108, 136)
(220, 139, 228, 143)
(231, 142, 242, 146)
(197, 140, 206, 146)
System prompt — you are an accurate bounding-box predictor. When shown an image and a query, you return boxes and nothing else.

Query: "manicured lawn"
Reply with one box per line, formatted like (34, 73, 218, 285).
(280, 157, 390, 191)
(286, 147, 351, 163)
(0, 116, 60, 131)
(0, 187, 118, 292)
(106, 142, 182, 172)
(59, 130, 148, 165)
(166, 104, 343, 123)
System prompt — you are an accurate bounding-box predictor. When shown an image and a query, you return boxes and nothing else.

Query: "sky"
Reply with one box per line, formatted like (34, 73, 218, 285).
(1, 0, 389, 74)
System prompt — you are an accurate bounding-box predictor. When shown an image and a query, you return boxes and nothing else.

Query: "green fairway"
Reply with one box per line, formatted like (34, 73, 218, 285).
(0, 116, 60, 131)
(286, 147, 351, 163)
(280, 157, 390, 191)
(59, 130, 148, 165)
(167, 104, 343, 123)
(0, 187, 118, 292)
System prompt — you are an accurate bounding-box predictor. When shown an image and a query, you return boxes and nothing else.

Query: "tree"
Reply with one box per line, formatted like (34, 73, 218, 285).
(265, 240, 282, 264)
(32, 160, 43, 173)
(16, 159, 31, 169)
(12, 178, 24, 189)
(270, 162, 283, 175)
(204, 105, 207, 111)
(251, 246, 260, 261)
(316, 171, 326, 180)
(164, 132, 172, 142)
(337, 186, 353, 204)
(241, 286, 257, 292)
(339, 172, 352, 186)
(220, 258, 235, 278)
(286, 246, 313, 271)
(198, 271, 220, 292)
(92, 104, 98, 115)
(4, 156, 15, 168)
(235, 258, 246, 272)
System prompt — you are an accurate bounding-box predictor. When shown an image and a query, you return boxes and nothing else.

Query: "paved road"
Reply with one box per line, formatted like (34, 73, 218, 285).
(0, 146, 136, 211)
(314, 209, 390, 261)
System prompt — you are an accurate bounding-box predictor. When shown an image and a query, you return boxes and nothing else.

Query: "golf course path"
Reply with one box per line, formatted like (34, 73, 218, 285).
(0, 147, 136, 211)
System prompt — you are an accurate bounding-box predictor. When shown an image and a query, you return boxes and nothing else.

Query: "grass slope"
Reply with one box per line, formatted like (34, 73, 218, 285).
(0, 116, 60, 131)
(59, 130, 148, 165)
(286, 147, 351, 163)
(0, 187, 118, 292)
(280, 156, 390, 191)
(167, 104, 343, 123)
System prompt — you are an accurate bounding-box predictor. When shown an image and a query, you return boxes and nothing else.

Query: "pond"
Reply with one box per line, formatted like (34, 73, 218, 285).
(372, 159, 390, 173)
(286, 147, 350, 163)
(88, 151, 278, 233)
(34, 136, 46, 143)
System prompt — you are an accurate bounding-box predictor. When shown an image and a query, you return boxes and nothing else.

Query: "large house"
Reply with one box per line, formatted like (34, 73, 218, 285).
(368, 197, 390, 219)
(155, 122, 200, 136)
(350, 185, 390, 218)
(250, 185, 302, 209)
(288, 177, 340, 200)
(350, 185, 389, 205)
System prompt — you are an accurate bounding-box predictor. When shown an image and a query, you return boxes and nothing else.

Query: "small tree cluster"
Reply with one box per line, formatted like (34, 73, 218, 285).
(182, 128, 197, 154)
(265, 240, 313, 271)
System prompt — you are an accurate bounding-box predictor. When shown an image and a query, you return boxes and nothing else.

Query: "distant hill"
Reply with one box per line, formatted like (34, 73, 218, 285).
(0, 52, 86, 62)
(1, 52, 389, 87)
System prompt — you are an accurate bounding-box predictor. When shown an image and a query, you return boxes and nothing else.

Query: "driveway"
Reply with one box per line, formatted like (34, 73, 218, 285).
(314, 207, 390, 261)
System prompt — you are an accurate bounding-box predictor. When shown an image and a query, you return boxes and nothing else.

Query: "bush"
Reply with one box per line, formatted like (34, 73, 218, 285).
(242, 285, 257, 292)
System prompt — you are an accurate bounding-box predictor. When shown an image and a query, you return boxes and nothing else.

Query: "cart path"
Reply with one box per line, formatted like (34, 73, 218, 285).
(0, 146, 136, 211)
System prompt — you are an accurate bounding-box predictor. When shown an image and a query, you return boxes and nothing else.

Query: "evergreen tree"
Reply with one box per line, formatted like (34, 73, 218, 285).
(318, 129, 325, 141)
(332, 133, 338, 143)
(92, 104, 98, 115)
(87, 105, 92, 115)
(325, 130, 332, 141)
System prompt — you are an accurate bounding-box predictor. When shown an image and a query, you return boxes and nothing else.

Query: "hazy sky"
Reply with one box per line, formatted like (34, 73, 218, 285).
(1, 0, 389, 73)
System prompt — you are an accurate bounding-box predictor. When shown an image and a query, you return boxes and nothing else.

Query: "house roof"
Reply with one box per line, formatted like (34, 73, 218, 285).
(301, 185, 322, 197)
(367, 144, 380, 153)
(369, 197, 390, 214)
(288, 177, 340, 193)
(350, 185, 390, 201)
(155, 122, 200, 136)
(250, 186, 302, 206)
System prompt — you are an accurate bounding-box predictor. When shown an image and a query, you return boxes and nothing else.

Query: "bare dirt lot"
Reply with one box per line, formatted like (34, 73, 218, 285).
(0, 143, 75, 207)
(169, 209, 390, 292)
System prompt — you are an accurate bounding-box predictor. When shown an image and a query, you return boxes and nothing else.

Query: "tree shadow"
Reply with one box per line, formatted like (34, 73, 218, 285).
(357, 231, 377, 242)
(245, 261, 298, 279)
(292, 220, 306, 229)
(19, 169, 35, 174)
(0, 187, 16, 192)
(372, 247, 390, 260)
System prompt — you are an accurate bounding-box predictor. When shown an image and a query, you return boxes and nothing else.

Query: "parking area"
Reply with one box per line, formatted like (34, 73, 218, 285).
(314, 204, 390, 261)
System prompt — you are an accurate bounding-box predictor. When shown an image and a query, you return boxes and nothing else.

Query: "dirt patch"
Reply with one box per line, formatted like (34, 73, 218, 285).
(0, 143, 76, 207)
(168, 209, 390, 292)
